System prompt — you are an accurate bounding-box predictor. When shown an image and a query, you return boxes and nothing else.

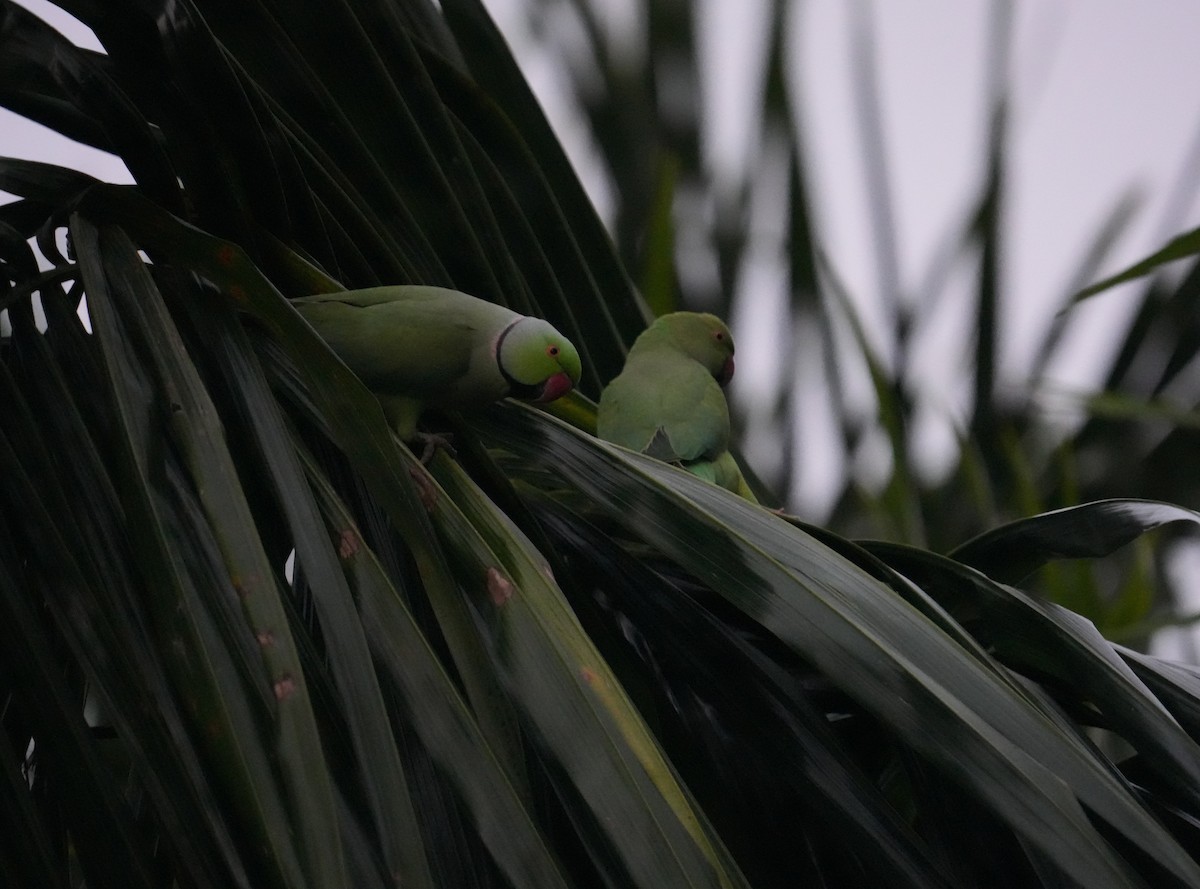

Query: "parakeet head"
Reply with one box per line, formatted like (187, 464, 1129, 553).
(651, 312, 736, 386)
(496, 317, 582, 403)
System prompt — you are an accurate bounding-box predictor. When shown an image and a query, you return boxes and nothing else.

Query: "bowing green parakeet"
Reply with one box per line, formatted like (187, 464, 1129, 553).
(597, 312, 758, 502)
(293, 285, 581, 444)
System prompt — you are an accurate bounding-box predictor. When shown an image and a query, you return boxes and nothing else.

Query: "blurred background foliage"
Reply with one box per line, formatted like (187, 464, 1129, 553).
(492, 0, 1200, 652)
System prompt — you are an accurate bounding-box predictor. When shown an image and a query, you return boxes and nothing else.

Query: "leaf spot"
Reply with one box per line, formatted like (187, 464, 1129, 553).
(273, 674, 297, 701)
(486, 567, 513, 606)
(409, 467, 438, 511)
(337, 528, 360, 559)
(231, 572, 260, 598)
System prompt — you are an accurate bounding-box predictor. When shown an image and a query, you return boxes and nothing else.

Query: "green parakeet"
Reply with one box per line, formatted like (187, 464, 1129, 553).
(293, 285, 582, 444)
(597, 312, 759, 502)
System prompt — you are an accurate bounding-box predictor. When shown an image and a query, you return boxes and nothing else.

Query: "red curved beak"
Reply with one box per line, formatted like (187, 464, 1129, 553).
(716, 356, 735, 387)
(535, 371, 575, 403)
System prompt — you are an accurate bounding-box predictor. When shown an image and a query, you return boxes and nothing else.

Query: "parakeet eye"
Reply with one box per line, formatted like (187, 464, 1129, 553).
(714, 331, 725, 342)
(547, 344, 560, 357)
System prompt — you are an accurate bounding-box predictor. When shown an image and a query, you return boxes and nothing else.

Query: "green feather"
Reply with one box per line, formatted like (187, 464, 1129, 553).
(293, 285, 581, 441)
(597, 312, 759, 503)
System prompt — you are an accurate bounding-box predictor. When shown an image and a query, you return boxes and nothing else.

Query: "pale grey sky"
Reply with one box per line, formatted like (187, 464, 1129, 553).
(790, 2, 1200, 506)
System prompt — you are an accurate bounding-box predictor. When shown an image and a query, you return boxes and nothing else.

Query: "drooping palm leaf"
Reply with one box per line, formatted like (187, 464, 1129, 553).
(1075, 226, 1200, 301)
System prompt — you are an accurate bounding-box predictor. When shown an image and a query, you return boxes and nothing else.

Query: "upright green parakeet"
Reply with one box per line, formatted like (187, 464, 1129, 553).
(293, 285, 581, 446)
(597, 312, 759, 502)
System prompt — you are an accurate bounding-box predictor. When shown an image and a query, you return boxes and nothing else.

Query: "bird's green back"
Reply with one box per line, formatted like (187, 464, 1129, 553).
(598, 348, 730, 463)
(598, 310, 761, 503)
(292, 286, 519, 406)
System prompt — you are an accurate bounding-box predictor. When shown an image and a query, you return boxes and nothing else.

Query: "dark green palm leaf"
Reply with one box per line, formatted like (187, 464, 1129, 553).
(474, 402, 1200, 888)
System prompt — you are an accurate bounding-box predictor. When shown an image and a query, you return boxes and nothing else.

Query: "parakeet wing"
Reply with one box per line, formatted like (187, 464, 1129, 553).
(292, 286, 518, 403)
(689, 451, 760, 503)
(599, 352, 730, 463)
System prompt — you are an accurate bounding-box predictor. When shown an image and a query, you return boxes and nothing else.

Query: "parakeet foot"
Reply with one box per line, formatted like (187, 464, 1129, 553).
(412, 430, 456, 464)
